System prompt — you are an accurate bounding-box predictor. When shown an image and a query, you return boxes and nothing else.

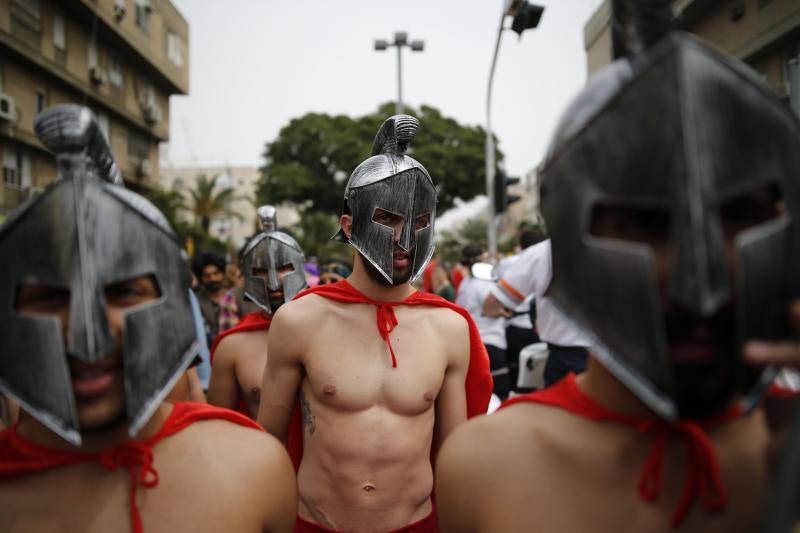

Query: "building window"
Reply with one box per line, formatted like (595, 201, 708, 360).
(128, 128, 150, 162)
(108, 51, 124, 88)
(53, 10, 66, 50)
(88, 40, 98, 68)
(10, 0, 42, 48)
(35, 89, 47, 113)
(3, 146, 31, 189)
(135, 0, 151, 34)
(166, 31, 183, 67)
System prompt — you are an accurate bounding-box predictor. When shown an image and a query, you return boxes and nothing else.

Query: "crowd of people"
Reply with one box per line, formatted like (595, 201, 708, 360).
(1, 6, 800, 532)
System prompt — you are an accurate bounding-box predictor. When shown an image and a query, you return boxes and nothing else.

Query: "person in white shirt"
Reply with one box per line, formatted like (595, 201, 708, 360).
(456, 244, 510, 399)
(483, 238, 591, 386)
(495, 228, 545, 393)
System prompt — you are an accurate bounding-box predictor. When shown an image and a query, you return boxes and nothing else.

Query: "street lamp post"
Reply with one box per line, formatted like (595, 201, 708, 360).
(485, 1, 544, 255)
(374, 32, 425, 115)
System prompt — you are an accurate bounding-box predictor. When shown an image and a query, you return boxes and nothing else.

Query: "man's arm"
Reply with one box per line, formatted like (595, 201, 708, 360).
(207, 340, 240, 410)
(482, 292, 512, 318)
(257, 302, 306, 441)
(434, 313, 471, 447)
(256, 434, 298, 532)
(186, 367, 206, 403)
(435, 420, 488, 533)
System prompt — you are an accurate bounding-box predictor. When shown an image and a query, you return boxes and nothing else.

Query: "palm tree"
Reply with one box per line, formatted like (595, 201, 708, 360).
(187, 174, 242, 232)
(147, 187, 189, 231)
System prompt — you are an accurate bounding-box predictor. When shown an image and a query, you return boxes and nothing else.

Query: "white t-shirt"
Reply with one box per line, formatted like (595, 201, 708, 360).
(456, 276, 507, 350)
(489, 239, 590, 348)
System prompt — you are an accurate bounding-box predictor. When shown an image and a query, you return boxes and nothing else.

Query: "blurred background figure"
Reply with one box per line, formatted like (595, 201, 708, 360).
(456, 244, 510, 401)
(192, 251, 240, 343)
(497, 226, 546, 393)
(318, 258, 352, 285)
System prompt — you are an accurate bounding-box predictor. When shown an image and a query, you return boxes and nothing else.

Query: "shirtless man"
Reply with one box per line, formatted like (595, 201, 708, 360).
(258, 115, 493, 532)
(0, 105, 296, 532)
(436, 13, 800, 532)
(208, 206, 307, 418)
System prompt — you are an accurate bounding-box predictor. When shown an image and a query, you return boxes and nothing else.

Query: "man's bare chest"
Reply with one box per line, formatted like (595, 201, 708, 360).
(302, 312, 450, 414)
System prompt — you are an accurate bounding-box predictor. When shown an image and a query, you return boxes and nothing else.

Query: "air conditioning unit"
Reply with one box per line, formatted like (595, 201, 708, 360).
(138, 159, 153, 178)
(0, 93, 15, 121)
(89, 67, 106, 85)
(113, 5, 126, 20)
(142, 103, 162, 125)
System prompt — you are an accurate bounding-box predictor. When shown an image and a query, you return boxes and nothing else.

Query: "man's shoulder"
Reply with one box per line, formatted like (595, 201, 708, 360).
(174, 413, 289, 473)
(280, 292, 334, 318)
(409, 298, 470, 333)
(214, 325, 269, 359)
(438, 409, 556, 485)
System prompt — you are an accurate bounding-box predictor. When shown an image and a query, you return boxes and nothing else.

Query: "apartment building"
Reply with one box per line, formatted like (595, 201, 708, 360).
(584, 0, 800, 107)
(0, 0, 189, 214)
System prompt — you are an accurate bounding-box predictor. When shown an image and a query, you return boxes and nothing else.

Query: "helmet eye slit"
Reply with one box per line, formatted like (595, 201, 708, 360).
(589, 203, 671, 247)
(372, 208, 405, 229)
(15, 283, 71, 314)
(103, 274, 161, 308)
(719, 182, 784, 239)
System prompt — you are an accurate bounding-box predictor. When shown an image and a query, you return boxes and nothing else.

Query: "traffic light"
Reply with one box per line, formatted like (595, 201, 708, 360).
(494, 172, 521, 214)
(510, 2, 545, 36)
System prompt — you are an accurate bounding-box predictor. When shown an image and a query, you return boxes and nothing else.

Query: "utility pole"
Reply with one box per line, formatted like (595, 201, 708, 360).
(485, 1, 544, 255)
(374, 32, 425, 115)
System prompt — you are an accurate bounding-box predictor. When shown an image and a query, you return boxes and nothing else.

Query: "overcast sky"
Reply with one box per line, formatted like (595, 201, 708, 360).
(165, 0, 604, 182)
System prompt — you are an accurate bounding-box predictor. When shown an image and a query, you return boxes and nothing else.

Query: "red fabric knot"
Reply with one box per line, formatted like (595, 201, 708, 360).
(375, 303, 400, 367)
(636, 420, 668, 502)
(99, 441, 159, 533)
(633, 418, 728, 528)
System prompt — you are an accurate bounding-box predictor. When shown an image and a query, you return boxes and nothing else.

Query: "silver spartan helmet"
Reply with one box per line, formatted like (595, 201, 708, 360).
(0, 105, 198, 444)
(334, 114, 437, 284)
(540, 34, 800, 420)
(241, 206, 307, 314)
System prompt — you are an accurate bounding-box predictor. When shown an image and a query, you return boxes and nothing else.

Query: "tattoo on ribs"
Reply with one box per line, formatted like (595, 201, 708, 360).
(299, 390, 316, 435)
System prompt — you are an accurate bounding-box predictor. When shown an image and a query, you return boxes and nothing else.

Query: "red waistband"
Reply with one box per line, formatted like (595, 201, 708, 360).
(294, 507, 438, 533)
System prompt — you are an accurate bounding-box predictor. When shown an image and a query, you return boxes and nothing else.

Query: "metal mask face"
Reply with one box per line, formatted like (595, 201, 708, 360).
(540, 34, 800, 420)
(242, 205, 307, 314)
(0, 106, 198, 444)
(334, 115, 436, 285)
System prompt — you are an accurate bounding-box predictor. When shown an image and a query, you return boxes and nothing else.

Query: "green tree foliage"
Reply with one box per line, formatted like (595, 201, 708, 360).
(288, 210, 347, 260)
(187, 174, 242, 232)
(437, 216, 489, 263)
(147, 187, 188, 234)
(144, 185, 229, 254)
(256, 102, 503, 216)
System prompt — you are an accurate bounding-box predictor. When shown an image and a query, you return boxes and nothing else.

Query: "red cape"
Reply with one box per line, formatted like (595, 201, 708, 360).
(0, 402, 261, 533)
(210, 311, 272, 417)
(210, 311, 272, 363)
(284, 280, 493, 472)
(501, 374, 792, 528)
